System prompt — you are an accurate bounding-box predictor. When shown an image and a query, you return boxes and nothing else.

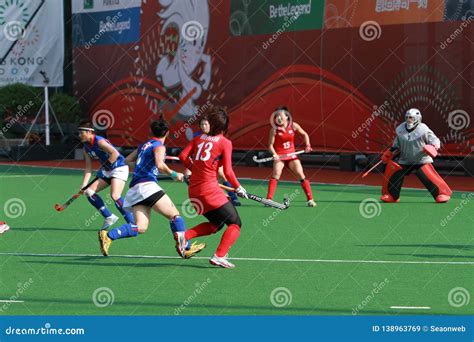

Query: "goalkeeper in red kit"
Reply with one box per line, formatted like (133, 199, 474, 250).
(179, 107, 247, 268)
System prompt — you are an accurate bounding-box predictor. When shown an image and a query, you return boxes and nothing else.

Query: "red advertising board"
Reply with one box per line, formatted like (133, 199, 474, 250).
(73, 0, 473, 156)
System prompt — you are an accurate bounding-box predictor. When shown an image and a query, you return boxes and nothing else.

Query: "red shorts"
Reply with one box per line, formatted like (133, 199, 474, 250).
(188, 185, 229, 215)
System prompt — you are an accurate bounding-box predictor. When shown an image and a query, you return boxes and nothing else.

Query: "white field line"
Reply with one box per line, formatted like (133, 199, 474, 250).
(390, 306, 431, 310)
(0, 252, 473, 265)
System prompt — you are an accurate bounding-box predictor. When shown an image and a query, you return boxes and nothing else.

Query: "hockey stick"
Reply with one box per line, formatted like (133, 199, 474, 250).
(219, 184, 290, 210)
(253, 150, 305, 163)
(362, 150, 399, 178)
(54, 176, 99, 212)
(361, 160, 383, 178)
(183, 176, 288, 210)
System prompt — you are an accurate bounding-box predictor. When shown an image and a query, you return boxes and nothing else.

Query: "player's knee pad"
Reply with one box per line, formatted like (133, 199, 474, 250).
(381, 160, 403, 196)
(419, 164, 452, 196)
(84, 189, 95, 197)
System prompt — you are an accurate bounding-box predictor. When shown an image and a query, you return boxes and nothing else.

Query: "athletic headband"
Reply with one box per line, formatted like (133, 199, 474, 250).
(77, 127, 95, 132)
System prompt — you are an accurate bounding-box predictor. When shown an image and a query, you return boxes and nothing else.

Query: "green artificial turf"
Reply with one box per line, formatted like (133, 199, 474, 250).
(0, 164, 472, 315)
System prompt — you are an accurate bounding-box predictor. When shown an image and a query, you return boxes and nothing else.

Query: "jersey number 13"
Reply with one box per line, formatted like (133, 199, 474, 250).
(196, 142, 213, 161)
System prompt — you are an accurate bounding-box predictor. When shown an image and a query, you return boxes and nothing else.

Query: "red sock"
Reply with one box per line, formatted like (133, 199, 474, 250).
(184, 222, 218, 240)
(300, 179, 313, 200)
(216, 224, 240, 257)
(267, 178, 278, 199)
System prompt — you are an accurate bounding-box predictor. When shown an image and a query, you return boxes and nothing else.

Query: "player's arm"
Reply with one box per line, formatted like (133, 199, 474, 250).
(97, 139, 120, 167)
(82, 149, 92, 188)
(125, 149, 138, 170)
(178, 141, 194, 170)
(268, 128, 279, 159)
(382, 137, 399, 163)
(293, 122, 312, 152)
(222, 140, 240, 189)
(424, 128, 441, 149)
(423, 128, 441, 158)
(155, 145, 183, 182)
(222, 140, 247, 198)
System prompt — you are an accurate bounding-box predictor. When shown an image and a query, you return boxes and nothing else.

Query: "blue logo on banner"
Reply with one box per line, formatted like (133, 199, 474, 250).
(72, 7, 140, 47)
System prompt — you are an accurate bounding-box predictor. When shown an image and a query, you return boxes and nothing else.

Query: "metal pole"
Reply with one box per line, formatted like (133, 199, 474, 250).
(44, 85, 50, 146)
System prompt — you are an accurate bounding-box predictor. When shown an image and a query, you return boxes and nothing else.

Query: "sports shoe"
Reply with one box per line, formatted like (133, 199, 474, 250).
(98, 230, 112, 256)
(380, 194, 400, 203)
(101, 214, 119, 230)
(307, 199, 317, 207)
(436, 194, 450, 203)
(0, 221, 10, 234)
(209, 254, 235, 268)
(174, 231, 187, 258)
(184, 242, 206, 259)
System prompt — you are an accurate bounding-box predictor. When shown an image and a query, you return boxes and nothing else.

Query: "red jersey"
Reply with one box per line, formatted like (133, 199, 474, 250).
(273, 124, 297, 160)
(179, 134, 240, 214)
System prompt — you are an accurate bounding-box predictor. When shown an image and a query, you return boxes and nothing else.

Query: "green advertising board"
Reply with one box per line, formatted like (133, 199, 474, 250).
(230, 0, 325, 36)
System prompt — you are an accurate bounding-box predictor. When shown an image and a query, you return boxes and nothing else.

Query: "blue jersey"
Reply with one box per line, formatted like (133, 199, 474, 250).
(83, 135, 126, 169)
(130, 138, 163, 187)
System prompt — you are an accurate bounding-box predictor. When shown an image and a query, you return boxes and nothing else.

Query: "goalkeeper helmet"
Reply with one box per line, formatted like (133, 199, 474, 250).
(405, 108, 422, 129)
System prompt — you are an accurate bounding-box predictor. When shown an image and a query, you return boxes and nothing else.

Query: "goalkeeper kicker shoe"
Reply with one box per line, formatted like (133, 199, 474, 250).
(98, 230, 112, 256)
(307, 199, 317, 207)
(210, 254, 235, 268)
